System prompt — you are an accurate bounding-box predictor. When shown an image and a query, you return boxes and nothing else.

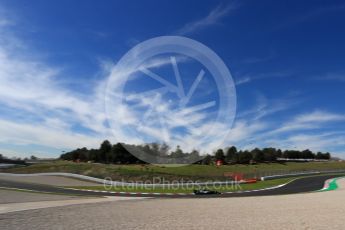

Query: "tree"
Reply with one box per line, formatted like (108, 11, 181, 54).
(283, 150, 299, 159)
(202, 154, 212, 165)
(238, 151, 252, 164)
(251, 148, 264, 162)
(262, 148, 278, 162)
(78, 148, 88, 161)
(72, 149, 80, 161)
(301, 149, 315, 159)
(316, 152, 331, 160)
(30, 155, 38, 160)
(157, 143, 170, 157)
(170, 145, 184, 158)
(112, 143, 136, 164)
(88, 149, 100, 162)
(100, 140, 112, 163)
(59, 140, 332, 165)
(189, 150, 201, 163)
(215, 149, 225, 162)
(324, 152, 331, 160)
(225, 146, 237, 163)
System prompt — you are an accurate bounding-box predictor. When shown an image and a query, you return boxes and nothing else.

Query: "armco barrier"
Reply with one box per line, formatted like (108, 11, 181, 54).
(261, 169, 345, 181)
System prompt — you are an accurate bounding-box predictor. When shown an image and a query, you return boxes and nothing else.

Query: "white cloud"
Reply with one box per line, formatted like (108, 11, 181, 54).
(267, 132, 345, 154)
(0, 14, 112, 156)
(0, 19, 13, 27)
(316, 73, 345, 82)
(0, 6, 14, 27)
(275, 3, 345, 29)
(242, 51, 275, 64)
(295, 111, 345, 123)
(0, 119, 102, 149)
(0, 45, 108, 135)
(240, 109, 345, 155)
(234, 76, 251, 85)
(270, 111, 345, 134)
(234, 72, 289, 86)
(238, 93, 298, 121)
(176, 3, 238, 35)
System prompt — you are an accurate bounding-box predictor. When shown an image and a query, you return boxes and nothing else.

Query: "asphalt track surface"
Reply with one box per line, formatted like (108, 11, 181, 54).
(0, 174, 343, 198)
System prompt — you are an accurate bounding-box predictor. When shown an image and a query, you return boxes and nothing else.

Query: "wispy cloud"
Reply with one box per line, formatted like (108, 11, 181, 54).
(244, 110, 345, 155)
(276, 3, 345, 29)
(238, 93, 299, 121)
(232, 94, 345, 156)
(0, 19, 13, 27)
(234, 72, 289, 86)
(0, 119, 101, 150)
(0, 7, 14, 27)
(315, 73, 345, 82)
(269, 111, 345, 135)
(175, 3, 238, 35)
(0, 13, 111, 157)
(295, 111, 345, 123)
(242, 51, 276, 64)
(267, 132, 345, 156)
(86, 29, 109, 39)
(234, 76, 251, 85)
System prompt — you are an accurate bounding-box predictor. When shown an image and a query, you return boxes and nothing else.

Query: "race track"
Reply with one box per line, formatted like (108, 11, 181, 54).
(0, 174, 342, 198)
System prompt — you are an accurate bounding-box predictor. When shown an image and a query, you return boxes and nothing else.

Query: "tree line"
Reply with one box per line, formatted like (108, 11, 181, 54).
(212, 147, 331, 164)
(60, 140, 331, 165)
(0, 154, 27, 165)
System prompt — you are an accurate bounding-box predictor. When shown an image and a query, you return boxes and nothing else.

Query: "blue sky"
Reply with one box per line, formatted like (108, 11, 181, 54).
(0, 0, 345, 158)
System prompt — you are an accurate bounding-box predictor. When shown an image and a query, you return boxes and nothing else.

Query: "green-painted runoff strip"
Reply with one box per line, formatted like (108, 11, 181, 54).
(319, 177, 344, 192)
(327, 179, 339, 191)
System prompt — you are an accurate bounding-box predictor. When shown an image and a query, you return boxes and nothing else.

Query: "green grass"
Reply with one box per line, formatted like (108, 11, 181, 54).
(2, 160, 345, 182)
(65, 177, 295, 194)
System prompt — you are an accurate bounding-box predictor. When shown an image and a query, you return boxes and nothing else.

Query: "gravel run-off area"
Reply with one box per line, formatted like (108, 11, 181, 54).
(0, 175, 100, 187)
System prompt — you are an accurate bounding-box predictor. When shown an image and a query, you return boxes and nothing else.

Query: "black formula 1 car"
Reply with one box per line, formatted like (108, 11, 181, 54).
(193, 189, 221, 195)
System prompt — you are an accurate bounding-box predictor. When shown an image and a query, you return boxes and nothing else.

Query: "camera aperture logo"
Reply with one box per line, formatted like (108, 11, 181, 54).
(105, 36, 236, 165)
